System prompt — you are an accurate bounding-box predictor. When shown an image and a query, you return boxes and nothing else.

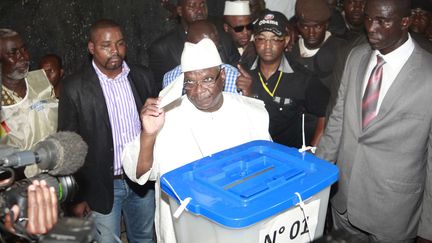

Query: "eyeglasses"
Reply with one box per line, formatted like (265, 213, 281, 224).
(254, 36, 285, 45)
(227, 23, 253, 33)
(184, 68, 222, 90)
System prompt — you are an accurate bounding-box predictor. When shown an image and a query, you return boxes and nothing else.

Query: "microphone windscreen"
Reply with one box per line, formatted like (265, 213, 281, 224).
(35, 132, 88, 176)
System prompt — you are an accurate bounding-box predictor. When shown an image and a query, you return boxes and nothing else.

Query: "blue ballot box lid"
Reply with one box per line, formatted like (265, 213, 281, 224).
(161, 140, 339, 228)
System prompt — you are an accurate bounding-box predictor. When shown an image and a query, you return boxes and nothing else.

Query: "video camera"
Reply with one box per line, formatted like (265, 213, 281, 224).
(0, 173, 77, 219)
(0, 132, 96, 243)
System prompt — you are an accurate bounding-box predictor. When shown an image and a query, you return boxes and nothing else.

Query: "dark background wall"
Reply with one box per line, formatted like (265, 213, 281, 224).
(0, 0, 174, 76)
(0, 0, 225, 76)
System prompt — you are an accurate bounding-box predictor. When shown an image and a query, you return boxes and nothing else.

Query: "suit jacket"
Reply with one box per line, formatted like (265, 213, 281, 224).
(148, 25, 186, 90)
(58, 63, 157, 214)
(148, 23, 240, 89)
(316, 43, 432, 239)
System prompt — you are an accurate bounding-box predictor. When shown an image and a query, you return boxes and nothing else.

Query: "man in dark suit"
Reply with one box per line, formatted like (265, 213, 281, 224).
(148, 0, 239, 89)
(339, 0, 368, 47)
(317, 0, 432, 242)
(58, 19, 156, 243)
(331, 0, 368, 115)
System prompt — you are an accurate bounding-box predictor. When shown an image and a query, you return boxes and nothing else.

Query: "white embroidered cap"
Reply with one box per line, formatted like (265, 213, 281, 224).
(223, 1, 250, 16)
(181, 38, 222, 72)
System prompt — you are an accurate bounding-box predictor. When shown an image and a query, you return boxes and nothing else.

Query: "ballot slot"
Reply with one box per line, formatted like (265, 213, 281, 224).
(192, 148, 307, 201)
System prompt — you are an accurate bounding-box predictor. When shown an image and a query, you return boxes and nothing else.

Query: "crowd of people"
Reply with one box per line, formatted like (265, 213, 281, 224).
(1, 0, 432, 242)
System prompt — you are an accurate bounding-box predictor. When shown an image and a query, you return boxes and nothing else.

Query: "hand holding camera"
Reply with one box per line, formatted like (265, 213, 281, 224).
(3, 179, 58, 235)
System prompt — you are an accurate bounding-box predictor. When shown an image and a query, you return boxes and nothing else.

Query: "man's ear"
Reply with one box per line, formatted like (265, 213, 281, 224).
(283, 35, 291, 49)
(88, 41, 95, 55)
(223, 23, 229, 33)
(60, 68, 65, 78)
(219, 68, 226, 88)
(401, 16, 411, 30)
(177, 6, 183, 18)
(221, 68, 226, 80)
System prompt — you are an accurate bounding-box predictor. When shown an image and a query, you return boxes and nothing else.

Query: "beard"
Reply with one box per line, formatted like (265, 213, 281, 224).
(7, 64, 29, 80)
(103, 55, 123, 70)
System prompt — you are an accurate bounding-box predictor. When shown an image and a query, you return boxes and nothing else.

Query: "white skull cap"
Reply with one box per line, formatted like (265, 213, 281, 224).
(224, 1, 251, 16)
(181, 38, 222, 72)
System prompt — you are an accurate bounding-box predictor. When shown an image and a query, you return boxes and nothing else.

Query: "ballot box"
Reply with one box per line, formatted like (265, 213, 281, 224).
(161, 140, 338, 243)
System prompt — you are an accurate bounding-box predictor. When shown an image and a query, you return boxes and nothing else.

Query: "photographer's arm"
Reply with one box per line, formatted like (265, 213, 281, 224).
(4, 180, 58, 234)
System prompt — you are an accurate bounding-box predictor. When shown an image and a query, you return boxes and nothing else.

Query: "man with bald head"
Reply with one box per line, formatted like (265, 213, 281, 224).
(317, 0, 432, 241)
(163, 20, 253, 96)
(122, 38, 270, 243)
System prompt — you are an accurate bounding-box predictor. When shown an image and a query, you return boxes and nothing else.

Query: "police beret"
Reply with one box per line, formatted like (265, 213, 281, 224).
(296, 0, 332, 22)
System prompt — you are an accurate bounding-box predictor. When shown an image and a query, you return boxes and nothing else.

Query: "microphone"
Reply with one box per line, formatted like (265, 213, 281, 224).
(0, 131, 87, 176)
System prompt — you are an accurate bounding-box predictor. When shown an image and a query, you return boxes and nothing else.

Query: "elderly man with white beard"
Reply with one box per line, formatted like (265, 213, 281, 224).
(0, 29, 58, 176)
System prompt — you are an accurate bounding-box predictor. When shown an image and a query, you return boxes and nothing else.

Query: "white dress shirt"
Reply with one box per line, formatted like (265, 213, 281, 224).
(362, 35, 415, 113)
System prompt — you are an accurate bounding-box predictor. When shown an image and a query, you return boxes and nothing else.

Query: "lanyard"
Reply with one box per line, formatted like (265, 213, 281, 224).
(258, 71, 283, 97)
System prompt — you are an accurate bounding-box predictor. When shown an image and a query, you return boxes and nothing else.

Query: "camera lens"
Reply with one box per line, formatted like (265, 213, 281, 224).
(31, 174, 78, 203)
(56, 175, 77, 203)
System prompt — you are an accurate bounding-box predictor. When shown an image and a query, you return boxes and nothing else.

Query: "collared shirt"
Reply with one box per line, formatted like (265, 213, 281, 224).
(93, 61, 141, 176)
(362, 35, 415, 113)
(250, 54, 294, 73)
(250, 55, 329, 148)
(162, 64, 240, 94)
(238, 47, 244, 55)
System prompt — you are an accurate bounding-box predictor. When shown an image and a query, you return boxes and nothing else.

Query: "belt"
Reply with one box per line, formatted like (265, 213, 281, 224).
(113, 174, 125, 180)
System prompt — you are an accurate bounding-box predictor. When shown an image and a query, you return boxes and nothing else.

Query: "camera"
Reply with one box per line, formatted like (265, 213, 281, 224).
(0, 172, 95, 243)
(0, 133, 96, 242)
(0, 173, 77, 219)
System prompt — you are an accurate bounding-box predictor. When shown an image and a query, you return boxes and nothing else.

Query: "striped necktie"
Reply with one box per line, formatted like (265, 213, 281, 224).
(362, 55, 385, 129)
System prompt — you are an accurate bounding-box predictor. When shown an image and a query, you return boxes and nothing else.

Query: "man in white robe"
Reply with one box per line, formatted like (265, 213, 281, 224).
(122, 38, 270, 243)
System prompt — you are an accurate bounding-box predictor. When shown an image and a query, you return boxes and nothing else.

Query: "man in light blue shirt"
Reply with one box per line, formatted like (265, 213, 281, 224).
(162, 20, 253, 97)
